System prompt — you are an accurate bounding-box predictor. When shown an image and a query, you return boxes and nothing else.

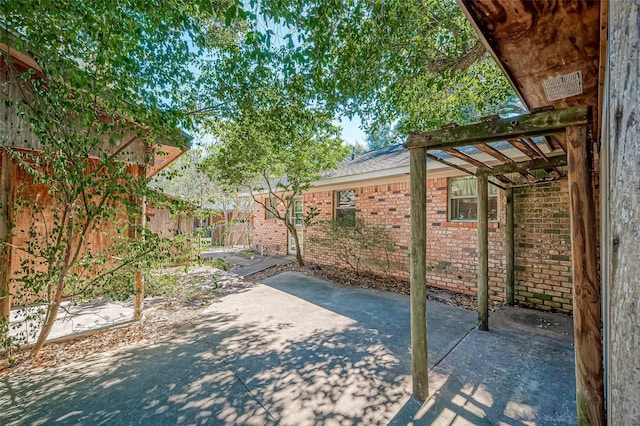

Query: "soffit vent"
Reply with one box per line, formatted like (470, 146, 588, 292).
(542, 71, 583, 101)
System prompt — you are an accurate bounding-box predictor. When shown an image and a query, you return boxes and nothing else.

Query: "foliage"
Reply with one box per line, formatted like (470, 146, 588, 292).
(2, 0, 236, 133)
(0, 1, 233, 357)
(216, 0, 521, 133)
(202, 80, 349, 266)
(150, 148, 253, 248)
(365, 123, 404, 151)
(309, 214, 400, 278)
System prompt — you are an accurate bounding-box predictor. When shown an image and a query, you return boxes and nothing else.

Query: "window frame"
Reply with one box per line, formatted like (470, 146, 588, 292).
(288, 198, 304, 226)
(448, 176, 499, 222)
(334, 189, 356, 226)
(264, 196, 277, 220)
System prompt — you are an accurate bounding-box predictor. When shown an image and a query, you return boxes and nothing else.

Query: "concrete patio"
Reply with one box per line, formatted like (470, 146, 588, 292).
(0, 271, 576, 425)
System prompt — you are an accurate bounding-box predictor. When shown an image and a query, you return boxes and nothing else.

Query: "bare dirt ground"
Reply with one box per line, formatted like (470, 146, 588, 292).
(1, 260, 499, 376)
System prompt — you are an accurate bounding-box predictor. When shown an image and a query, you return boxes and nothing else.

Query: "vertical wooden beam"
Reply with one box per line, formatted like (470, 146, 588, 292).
(409, 147, 428, 401)
(133, 163, 147, 322)
(477, 174, 489, 331)
(0, 150, 13, 325)
(566, 125, 604, 425)
(505, 186, 515, 305)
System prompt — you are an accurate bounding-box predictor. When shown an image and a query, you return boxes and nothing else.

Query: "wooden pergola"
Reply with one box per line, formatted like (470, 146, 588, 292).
(403, 105, 602, 422)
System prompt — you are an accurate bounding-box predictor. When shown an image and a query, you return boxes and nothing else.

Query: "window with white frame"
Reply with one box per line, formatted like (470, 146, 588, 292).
(448, 176, 499, 221)
(335, 189, 356, 226)
(288, 199, 303, 225)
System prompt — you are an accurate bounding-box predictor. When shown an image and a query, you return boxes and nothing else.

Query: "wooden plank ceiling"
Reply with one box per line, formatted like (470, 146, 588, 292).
(405, 1, 604, 187)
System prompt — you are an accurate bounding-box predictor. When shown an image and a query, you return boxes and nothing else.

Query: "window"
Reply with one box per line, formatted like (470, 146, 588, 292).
(265, 196, 277, 220)
(288, 199, 303, 226)
(448, 177, 498, 221)
(335, 189, 356, 226)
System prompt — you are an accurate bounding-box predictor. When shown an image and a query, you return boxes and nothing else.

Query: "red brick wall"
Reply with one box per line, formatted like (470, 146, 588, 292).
(253, 177, 573, 313)
(303, 179, 507, 299)
(514, 181, 573, 312)
(253, 198, 288, 255)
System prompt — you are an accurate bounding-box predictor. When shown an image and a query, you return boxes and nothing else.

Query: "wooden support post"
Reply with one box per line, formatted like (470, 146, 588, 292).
(566, 125, 604, 425)
(477, 174, 489, 331)
(505, 186, 515, 306)
(133, 193, 146, 321)
(409, 147, 429, 401)
(133, 163, 147, 322)
(0, 150, 13, 326)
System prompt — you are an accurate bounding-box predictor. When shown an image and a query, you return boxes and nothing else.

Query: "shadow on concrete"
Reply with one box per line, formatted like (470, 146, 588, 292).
(1, 272, 576, 425)
(2, 310, 406, 425)
(388, 323, 576, 425)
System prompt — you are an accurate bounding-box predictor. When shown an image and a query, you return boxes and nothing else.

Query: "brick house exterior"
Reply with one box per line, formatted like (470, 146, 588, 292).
(252, 144, 573, 313)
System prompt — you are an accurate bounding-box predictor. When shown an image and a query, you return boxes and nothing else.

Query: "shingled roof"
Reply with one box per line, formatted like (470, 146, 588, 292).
(323, 144, 409, 179)
(316, 136, 555, 186)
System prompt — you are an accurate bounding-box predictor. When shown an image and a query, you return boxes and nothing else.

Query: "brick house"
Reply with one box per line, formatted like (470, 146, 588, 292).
(252, 142, 573, 313)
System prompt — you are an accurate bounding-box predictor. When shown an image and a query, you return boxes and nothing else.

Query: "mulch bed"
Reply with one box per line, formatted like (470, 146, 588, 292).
(245, 261, 502, 313)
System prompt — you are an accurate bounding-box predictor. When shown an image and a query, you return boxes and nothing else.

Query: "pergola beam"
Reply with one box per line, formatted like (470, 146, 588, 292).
(443, 148, 515, 185)
(426, 152, 475, 177)
(475, 143, 536, 181)
(476, 155, 567, 177)
(405, 106, 589, 150)
(508, 138, 542, 160)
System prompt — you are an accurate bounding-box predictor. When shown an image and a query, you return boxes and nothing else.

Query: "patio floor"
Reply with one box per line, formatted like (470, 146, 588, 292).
(0, 271, 576, 425)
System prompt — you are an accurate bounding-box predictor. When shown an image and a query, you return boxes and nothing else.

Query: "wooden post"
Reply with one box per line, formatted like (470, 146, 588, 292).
(133, 162, 147, 322)
(409, 147, 429, 401)
(129, 164, 146, 322)
(0, 150, 13, 325)
(477, 174, 489, 331)
(505, 186, 515, 305)
(133, 193, 146, 321)
(566, 125, 604, 425)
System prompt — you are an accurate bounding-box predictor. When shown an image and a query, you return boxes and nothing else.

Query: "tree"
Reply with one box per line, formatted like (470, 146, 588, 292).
(216, 0, 522, 134)
(150, 148, 253, 248)
(1, 1, 229, 357)
(365, 123, 404, 151)
(202, 81, 349, 266)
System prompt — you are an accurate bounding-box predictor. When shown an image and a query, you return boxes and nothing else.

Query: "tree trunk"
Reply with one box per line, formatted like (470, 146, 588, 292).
(288, 224, 304, 266)
(32, 262, 70, 357)
(607, 1, 640, 422)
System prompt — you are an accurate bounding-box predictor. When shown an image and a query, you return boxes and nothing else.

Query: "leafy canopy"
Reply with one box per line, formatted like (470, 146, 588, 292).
(214, 0, 521, 134)
(1, 0, 234, 355)
(203, 79, 349, 194)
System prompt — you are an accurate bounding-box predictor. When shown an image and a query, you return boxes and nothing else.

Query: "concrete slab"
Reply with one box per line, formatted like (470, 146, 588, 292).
(200, 250, 295, 276)
(8, 300, 134, 344)
(390, 307, 576, 425)
(0, 272, 576, 425)
(230, 254, 295, 276)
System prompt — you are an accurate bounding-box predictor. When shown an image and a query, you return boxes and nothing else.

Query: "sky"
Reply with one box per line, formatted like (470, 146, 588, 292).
(338, 115, 366, 147)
